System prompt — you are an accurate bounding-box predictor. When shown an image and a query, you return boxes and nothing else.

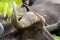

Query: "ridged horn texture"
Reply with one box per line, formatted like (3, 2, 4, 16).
(11, 2, 45, 30)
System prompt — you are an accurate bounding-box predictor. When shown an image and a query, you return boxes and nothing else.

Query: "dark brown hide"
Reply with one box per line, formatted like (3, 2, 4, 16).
(20, 22, 54, 40)
(2, 9, 54, 40)
(3, 22, 54, 40)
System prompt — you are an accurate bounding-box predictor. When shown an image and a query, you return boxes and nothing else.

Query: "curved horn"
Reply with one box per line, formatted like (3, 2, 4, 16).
(34, 12, 45, 32)
(11, 2, 45, 30)
(11, 2, 31, 29)
(11, 2, 30, 29)
(11, 2, 20, 29)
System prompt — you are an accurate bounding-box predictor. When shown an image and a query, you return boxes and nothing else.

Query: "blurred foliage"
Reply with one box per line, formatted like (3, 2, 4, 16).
(0, 0, 23, 17)
(53, 35, 60, 40)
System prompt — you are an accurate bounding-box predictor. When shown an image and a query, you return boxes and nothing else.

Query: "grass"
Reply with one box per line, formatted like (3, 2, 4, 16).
(53, 35, 60, 40)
